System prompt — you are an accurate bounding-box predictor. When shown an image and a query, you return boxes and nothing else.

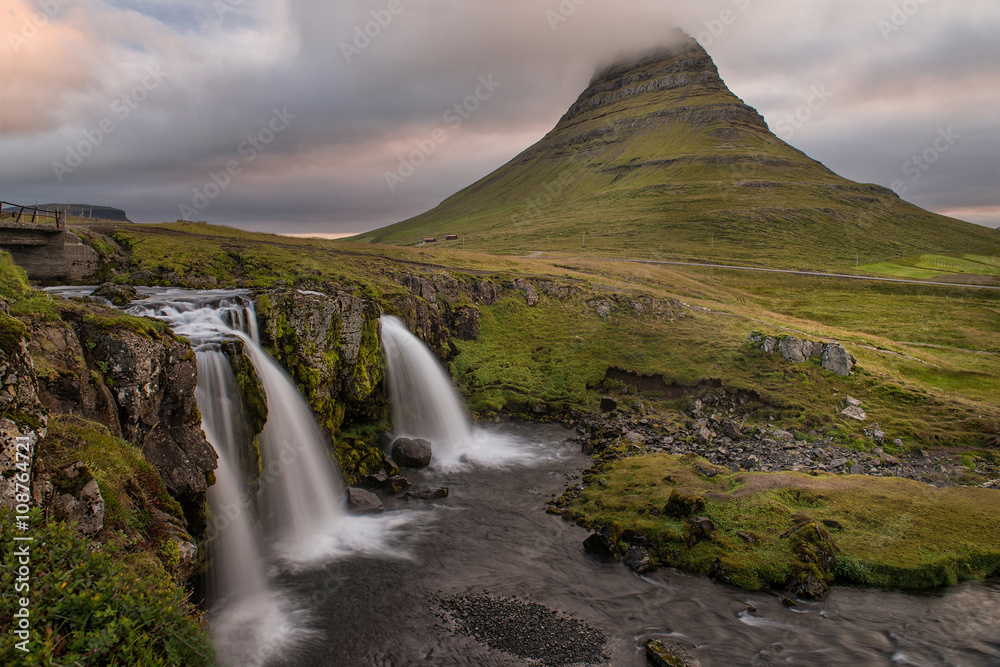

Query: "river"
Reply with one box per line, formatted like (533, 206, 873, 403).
(267, 423, 1000, 667)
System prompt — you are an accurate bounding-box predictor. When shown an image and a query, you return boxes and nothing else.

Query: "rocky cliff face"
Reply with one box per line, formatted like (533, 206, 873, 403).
(28, 302, 217, 535)
(0, 311, 47, 511)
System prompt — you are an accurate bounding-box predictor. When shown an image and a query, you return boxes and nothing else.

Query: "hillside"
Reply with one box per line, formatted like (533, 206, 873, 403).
(355, 33, 997, 268)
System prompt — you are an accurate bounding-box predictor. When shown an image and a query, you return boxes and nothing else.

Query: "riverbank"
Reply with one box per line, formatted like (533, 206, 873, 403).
(548, 403, 1000, 597)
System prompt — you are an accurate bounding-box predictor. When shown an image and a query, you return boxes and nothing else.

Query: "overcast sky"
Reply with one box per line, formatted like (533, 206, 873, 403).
(2, 0, 998, 234)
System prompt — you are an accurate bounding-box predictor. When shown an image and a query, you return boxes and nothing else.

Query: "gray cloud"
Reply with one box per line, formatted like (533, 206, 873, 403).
(2, 0, 997, 232)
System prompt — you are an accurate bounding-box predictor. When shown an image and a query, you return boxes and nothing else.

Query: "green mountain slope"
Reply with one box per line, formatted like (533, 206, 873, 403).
(356, 33, 997, 267)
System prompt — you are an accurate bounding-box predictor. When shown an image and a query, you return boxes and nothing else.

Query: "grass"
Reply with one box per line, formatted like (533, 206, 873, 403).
(560, 453, 1000, 591)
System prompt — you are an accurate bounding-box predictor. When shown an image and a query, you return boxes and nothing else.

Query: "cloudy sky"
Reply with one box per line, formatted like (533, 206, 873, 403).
(2, 0, 998, 234)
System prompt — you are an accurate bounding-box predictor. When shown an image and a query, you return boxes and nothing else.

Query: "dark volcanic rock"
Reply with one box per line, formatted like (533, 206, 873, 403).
(684, 516, 716, 549)
(345, 487, 384, 514)
(386, 475, 411, 493)
(391, 437, 433, 468)
(646, 638, 701, 667)
(583, 523, 622, 558)
(600, 396, 618, 412)
(405, 486, 449, 500)
(91, 282, 140, 307)
(623, 546, 657, 574)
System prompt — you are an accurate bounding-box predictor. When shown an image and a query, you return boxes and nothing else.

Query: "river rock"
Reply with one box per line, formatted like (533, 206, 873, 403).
(822, 343, 856, 376)
(345, 487, 384, 514)
(406, 486, 449, 500)
(91, 282, 140, 307)
(623, 546, 657, 574)
(386, 475, 411, 493)
(391, 437, 433, 467)
(646, 639, 701, 667)
(583, 523, 622, 558)
(600, 396, 618, 412)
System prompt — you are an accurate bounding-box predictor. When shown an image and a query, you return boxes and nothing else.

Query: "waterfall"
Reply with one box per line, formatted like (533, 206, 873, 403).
(196, 350, 268, 604)
(380, 315, 530, 468)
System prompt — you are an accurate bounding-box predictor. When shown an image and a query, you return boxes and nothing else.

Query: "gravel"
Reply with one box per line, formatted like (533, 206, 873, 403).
(437, 593, 608, 666)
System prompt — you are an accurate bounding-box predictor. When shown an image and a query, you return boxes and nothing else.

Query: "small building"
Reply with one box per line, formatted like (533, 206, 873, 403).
(444, 234, 459, 241)
(423, 237, 436, 243)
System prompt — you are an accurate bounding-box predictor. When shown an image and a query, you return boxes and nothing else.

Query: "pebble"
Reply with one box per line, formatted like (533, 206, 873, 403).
(438, 593, 608, 666)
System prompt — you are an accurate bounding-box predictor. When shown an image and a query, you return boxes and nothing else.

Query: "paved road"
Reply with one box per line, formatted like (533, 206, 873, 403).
(582, 257, 1000, 291)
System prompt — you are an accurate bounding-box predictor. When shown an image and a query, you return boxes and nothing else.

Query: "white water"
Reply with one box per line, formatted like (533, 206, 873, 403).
(379, 315, 532, 468)
(125, 290, 415, 664)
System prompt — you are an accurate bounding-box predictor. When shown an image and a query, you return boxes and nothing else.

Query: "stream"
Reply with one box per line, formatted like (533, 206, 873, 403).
(267, 423, 1000, 667)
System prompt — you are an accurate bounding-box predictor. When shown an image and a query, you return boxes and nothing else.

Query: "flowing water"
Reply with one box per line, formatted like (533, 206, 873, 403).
(271, 423, 1000, 667)
(380, 314, 530, 468)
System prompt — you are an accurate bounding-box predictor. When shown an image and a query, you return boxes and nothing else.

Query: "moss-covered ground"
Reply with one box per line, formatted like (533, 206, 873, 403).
(558, 453, 1000, 591)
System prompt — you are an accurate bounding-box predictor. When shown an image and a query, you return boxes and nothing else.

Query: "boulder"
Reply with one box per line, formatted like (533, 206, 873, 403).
(90, 282, 140, 307)
(841, 406, 867, 421)
(600, 396, 618, 412)
(345, 487, 385, 514)
(405, 486, 449, 500)
(778, 337, 824, 363)
(845, 395, 863, 407)
(646, 639, 701, 667)
(821, 343, 856, 376)
(391, 437, 433, 468)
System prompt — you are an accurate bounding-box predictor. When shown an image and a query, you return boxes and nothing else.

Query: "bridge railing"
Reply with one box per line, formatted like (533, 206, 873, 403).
(0, 201, 66, 229)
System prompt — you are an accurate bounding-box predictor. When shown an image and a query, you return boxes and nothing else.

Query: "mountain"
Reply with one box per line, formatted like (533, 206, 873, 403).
(355, 32, 996, 266)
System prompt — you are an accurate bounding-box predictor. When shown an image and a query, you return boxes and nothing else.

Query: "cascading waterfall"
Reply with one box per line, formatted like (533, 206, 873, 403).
(125, 290, 412, 664)
(380, 315, 530, 467)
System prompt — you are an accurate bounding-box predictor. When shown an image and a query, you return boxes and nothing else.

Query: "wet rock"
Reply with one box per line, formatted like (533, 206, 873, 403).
(583, 523, 622, 558)
(361, 470, 389, 488)
(391, 437, 433, 468)
(406, 486, 449, 500)
(345, 487, 385, 514)
(822, 343, 856, 376)
(624, 546, 657, 574)
(600, 396, 618, 412)
(684, 516, 716, 549)
(646, 638, 701, 667)
(90, 282, 140, 307)
(386, 475, 411, 493)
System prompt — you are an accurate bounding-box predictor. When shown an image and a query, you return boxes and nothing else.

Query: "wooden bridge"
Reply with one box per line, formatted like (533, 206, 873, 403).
(0, 200, 98, 282)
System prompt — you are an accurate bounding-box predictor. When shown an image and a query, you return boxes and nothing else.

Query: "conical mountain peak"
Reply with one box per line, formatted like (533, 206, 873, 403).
(357, 36, 993, 266)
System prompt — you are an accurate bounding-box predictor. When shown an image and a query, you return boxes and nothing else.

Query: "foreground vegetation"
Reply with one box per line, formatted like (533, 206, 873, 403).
(0, 510, 213, 666)
(558, 453, 1000, 592)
